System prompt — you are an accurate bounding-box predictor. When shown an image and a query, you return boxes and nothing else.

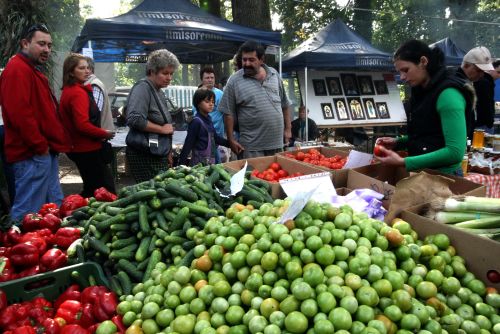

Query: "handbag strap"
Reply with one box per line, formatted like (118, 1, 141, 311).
(142, 79, 170, 124)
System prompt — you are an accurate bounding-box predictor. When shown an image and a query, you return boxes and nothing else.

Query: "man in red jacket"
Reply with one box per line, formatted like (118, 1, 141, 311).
(0, 24, 71, 221)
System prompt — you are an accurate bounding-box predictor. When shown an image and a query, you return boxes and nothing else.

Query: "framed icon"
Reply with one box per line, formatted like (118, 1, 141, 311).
(340, 73, 360, 96)
(357, 75, 375, 95)
(376, 102, 390, 119)
(320, 103, 334, 119)
(374, 80, 389, 94)
(347, 97, 365, 120)
(362, 98, 378, 119)
(326, 77, 343, 95)
(312, 79, 327, 96)
(333, 98, 350, 121)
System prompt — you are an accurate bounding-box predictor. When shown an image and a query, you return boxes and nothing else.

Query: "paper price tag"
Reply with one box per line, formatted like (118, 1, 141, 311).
(343, 150, 373, 169)
(280, 172, 335, 203)
(277, 187, 317, 224)
(230, 161, 247, 196)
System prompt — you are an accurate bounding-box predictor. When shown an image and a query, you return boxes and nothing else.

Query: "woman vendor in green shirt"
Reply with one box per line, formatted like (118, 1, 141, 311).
(376, 40, 474, 176)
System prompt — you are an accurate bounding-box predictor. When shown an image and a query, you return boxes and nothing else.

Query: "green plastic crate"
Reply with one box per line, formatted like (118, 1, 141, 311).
(0, 262, 109, 304)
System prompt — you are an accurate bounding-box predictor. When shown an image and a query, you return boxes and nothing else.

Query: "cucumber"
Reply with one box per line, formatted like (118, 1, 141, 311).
(88, 237, 110, 255)
(155, 212, 169, 231)
(246, 178, 271, 191)
(149, 197, 162, 210)
(97, 214, 126, 232)
(138, 204, 151, 234)
(114, 231, 133, 239)
(179, 248, 195, 267)
(71, 270, 90, 288)
(179, 200, 218, 218)
(72, 209, 90, 221)
(247, 200, 264, 209)
(92, 213, 112, 222)
(105, 206, 122, 216)
(119, 189, 157, 207)
(191, 216, 207, 229)
(154, 228, 169, 240)
(100, 229, 113, 245)
(148, 235, 159, 254)
(169, 207, 189, 232)
(119, 204, 139, 215)
(109, 276, 123, 296)
(193, 181, 210, 193)
(110, 244, 138, 260)
(155, 188, 171, 198)
(160, 197, 181, 208)
(111, 236, 137, 250)
(182, 240, 196, 251)
(137, 257, 150, 271)
(162, 209, 176, 222)
(212, 164, 231, 182)
(206, 169, 220, 187)
(135, 236, 152, 262)
(117, 259, 144, 282)
(164, 182, 198, 202)
(143, 249, 162, 281)
(110, 223, 130, 232)
(164, 235, 187, 244)
(117, 271, 132, 295)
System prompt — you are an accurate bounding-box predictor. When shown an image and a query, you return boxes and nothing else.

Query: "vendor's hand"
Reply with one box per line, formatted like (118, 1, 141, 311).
(161, 124, 174, 135)
(284, 128, 292, 146)
(375, 136, 397, 150)
(167, 151, 173, 167)
(229, 139, 244, 155)
(104, 131, 115, 140)
(374, 146, 405, 167)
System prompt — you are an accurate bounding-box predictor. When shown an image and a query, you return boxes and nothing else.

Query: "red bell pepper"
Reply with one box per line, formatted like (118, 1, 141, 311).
(40, 248, 67, 272)
(94, 187, 118, 202)
(81, 286, 107, 305)
(78, 303, 96, 328)
(60, 195, 88, 218)
(0, 290, 7, 311)
(54, 284, 81, 309)
(9, 243, 39, 267)
(0, 257, 14, 282)
(112, 315, 126, 333)
(0, 304, 18, 329)
(53, 228, 81, 249)
(92, 302, 110, 322)
(99, 291, 118, 316)
(41, 318, 60, 334)
(19, 234, 47, 254)
(15, 304, 29, 323)
(55, 300, 82, 324)
(40, 213, 61, 233)
(6, 226, 21, 245)
(17, 265, 41, 278)
(21, 213, 44, 232)
(0, 247, 9, 257)
(39, 203, 59, 217)
(60, 324, 89, 334)
(12, 326, 36, 334)
(87, 324, 99, 334)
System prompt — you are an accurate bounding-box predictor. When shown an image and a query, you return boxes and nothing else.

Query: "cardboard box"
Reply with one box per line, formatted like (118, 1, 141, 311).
(223, 155, 327, 199)
(353, 165, 486, 197)
(400, 205, 500, 289)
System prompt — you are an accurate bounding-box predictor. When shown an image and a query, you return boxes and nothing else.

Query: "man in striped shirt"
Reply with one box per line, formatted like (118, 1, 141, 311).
(219, 41, 291, 159)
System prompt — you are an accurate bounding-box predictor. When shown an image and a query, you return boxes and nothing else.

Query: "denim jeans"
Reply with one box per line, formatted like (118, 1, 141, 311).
(10, 153, 63, 221)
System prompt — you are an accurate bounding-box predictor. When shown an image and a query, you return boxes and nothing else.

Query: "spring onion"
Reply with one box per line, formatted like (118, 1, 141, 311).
(442, 198, 500, 214)
(454, 216, 500, 229)
(435, 211, 499, 224)
(461, 196, 500, 206)
(454, 227, 500, 235)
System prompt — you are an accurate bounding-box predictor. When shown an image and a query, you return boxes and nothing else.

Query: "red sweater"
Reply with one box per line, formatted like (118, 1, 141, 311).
(0, 53, 71, 163)
(60, 84, 109, 152)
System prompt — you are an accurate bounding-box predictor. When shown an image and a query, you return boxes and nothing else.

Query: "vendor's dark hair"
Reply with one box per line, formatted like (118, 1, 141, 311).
(238, 40, 265, 59)
(393, 39, 444, 76)
(200, 66, 215, 80)
(192, 88, 215, 111)
(22, 23, 50, 42)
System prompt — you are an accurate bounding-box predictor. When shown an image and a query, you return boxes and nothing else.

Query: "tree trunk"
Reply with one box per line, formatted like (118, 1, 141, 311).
(352, 0, 374, 42)
(231, 0, 272, 30)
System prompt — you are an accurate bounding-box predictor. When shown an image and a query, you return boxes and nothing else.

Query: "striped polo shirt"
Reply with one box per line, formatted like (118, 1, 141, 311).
(219, 65, 291, 151)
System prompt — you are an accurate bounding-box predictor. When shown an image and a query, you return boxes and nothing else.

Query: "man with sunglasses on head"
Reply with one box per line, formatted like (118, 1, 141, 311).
(0, 24, 70, 221)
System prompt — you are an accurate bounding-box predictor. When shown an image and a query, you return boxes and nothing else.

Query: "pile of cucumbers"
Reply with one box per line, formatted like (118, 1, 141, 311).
(65, 164, 273, 296)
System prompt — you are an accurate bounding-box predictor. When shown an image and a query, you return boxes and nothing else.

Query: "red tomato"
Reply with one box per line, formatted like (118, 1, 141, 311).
(269, 162, 281, 172)
(251, 169, 259, 176)
(277, 170, 289, 178)
(296, 152, 305, 161)
(373, 145, 386, 157)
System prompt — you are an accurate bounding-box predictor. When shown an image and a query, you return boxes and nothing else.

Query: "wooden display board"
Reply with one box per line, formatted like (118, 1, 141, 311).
(298, 70, 406, 127)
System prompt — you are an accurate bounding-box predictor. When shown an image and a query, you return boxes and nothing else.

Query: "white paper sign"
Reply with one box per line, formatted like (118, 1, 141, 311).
(230, 161, 248, 196)
(343, 150, 373, 169)
(278, 188, 317, 224)
(279, 172, 335, 203)
(82, 47, 94, 58)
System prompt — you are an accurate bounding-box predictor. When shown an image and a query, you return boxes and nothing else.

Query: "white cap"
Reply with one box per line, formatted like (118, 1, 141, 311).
(463, 46, 495, 72)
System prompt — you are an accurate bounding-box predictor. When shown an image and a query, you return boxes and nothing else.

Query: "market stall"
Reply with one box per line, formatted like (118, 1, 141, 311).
(282, 19, 406, 131)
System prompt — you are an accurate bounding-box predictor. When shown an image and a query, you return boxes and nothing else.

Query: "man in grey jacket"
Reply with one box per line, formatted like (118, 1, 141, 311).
(85, 57, 115, 132)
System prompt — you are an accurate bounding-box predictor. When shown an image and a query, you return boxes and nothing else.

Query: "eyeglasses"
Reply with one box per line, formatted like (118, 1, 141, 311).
(25, 24, 49, 36)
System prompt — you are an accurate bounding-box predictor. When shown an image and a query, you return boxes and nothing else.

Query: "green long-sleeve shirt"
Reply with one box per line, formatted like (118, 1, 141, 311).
(397, 87, 466, 174)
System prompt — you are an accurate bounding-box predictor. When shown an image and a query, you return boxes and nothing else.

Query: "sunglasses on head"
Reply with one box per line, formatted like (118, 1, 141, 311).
(26, 23, 49, 35)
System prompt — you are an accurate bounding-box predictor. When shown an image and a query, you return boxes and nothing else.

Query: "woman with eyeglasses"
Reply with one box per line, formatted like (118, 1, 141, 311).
(59, 53, 116, 197)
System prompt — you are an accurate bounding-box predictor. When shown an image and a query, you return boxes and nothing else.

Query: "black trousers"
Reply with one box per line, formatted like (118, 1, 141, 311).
(67, 149, 116, 198)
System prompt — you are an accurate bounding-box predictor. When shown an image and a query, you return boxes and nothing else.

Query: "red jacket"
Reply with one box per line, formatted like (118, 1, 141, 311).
(60, 83, 109, 152)
(0, 53, 71, 163)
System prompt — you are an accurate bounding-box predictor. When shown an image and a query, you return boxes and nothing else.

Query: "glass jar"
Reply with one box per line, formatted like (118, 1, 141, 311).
(472, 129, 485, 149)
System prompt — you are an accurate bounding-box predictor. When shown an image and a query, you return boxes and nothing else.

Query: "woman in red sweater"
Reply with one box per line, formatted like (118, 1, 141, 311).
(60, 53, 115, 197)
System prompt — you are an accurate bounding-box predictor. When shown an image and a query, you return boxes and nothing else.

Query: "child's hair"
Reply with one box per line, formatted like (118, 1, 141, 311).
(192, 88, 216, 111)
